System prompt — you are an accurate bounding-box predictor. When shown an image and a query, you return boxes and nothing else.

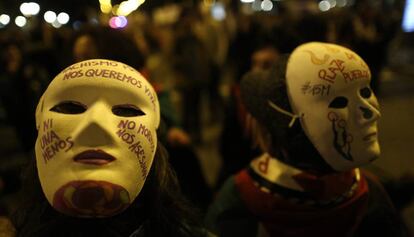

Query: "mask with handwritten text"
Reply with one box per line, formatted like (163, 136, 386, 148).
(286, 42, 381, 171)
(34, 59, 160, 217)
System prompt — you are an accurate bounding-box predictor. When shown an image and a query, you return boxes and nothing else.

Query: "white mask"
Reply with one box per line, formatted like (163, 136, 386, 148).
(285, 42, 381, 171)
(34, 59, 160, 217)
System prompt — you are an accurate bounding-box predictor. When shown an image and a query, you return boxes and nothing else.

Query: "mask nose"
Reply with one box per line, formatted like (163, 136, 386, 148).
(357, 101, 381, 125)
(73, 104, 115, 147)
(359, 106, 373, 119)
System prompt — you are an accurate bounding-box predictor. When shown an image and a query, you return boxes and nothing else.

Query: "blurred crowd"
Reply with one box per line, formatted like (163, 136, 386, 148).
(0, 0, 412, 234)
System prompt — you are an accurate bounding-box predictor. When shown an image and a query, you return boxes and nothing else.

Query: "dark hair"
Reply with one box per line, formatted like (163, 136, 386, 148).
(11, 137, 206, 237)
(240, 55, 334, 174)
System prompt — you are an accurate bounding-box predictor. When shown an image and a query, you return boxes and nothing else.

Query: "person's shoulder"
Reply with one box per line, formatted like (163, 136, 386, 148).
(209, 176, 245, 215)
(355, 170, 410, 237)
(361, 169, 393, 203)
(205, 175, 258, 236)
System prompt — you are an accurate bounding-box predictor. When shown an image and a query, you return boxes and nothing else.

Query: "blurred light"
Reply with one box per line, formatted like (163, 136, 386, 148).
(90, 18, 99, 25)
(203, 0, 216, 6)
(29, 2, 40, 15)
(240, 0, 254, 3)
(57, 12, 70, 24)
(0, 14, 10, 25)
(252, 0, 262, 11)
(109, 17, 117, 28)
(99, 0, 111, 4)
(117, 0, 145, 16)
(20, 2, 40, 16)
(327, 0, 336, 8)
(100, 0, 145, 16)
(112, 4, 120, 15)
(52, 20, 62, 28)
(44, 11, 56, 23)
(402, 0, 414, 32)
(319, 1, 331, 11)
(15, 16, 27, 27)
(109, 16, 128, 28)
(261, 0, 273, 11)
(118, 16, 128, 27)
(99, 0, 112, 14)
(20, 3, 30, 16)
(211, 3, 226, 21)
(118, 1, 135, 15)
(337, 0, 347, 7)
(73, 20, 82, 30)
(100, 4, 112, 13)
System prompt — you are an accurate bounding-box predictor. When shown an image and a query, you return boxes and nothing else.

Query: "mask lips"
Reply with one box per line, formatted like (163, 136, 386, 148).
(73, 149, 116, 165)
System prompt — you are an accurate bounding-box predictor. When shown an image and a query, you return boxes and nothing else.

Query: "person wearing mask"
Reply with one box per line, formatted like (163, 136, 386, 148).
(5, 59, 212, 237)
(206, 42, 408, 237)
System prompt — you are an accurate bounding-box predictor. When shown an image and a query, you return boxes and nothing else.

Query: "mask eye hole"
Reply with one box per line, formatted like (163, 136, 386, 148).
(50, 101, 86, 114)
(329, 96, 348, 109)
(112, 104, 145, 117)
(360, 87, 372, 98)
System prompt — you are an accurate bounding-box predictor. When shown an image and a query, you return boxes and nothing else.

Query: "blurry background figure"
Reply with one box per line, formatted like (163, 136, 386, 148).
(250, 43, 280, 73)
(72, 33, 99, 62)
(351, 0, 391, 94)
(0, 39, 43, 217)
(0, 22, 60, 217)
(294, 12, 329, 44)
(172, 5, 211, 144)
(217, 31, 281, 190)
(0, 40, 37, 153)
(69, 26, 145, 70)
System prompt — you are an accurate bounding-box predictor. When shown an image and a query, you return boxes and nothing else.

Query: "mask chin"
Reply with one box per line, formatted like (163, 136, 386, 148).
(52, 180, 131, 218)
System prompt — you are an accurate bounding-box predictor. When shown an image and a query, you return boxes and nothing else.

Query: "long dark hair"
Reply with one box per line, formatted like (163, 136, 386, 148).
(11, 139, 206, 237)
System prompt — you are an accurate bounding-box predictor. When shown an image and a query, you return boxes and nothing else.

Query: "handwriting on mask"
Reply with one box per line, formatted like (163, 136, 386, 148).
(301, 81, 331, 96)
(61, 60, 135, 73)
(303, 50, 370, 84)
(61, 66, 157, 112)
(62, 68, 143, 89)
(318, 59, 369, 84)
(40, 119, 74, 164)
(116, 120, 155, 179)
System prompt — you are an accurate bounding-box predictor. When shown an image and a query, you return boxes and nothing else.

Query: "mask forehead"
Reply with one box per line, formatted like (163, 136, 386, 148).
(38, 59, 160, 129)
(286, 42, 371, 102)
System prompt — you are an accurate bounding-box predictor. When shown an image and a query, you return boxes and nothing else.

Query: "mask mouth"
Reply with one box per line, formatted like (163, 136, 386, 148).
(73, 150, 116, 165)
(362, 132, 377, 142)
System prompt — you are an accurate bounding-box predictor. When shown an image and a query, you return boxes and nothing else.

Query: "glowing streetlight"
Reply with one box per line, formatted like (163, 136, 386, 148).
(0, 14, 10, 25)
(44, 11, 56, 23)
(319, 0, 331, 11)
(15, 16, 27, 27)
(20, 2, 40, 16)
(57, 12, 70, 24)
(261, 0, 273, 11)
